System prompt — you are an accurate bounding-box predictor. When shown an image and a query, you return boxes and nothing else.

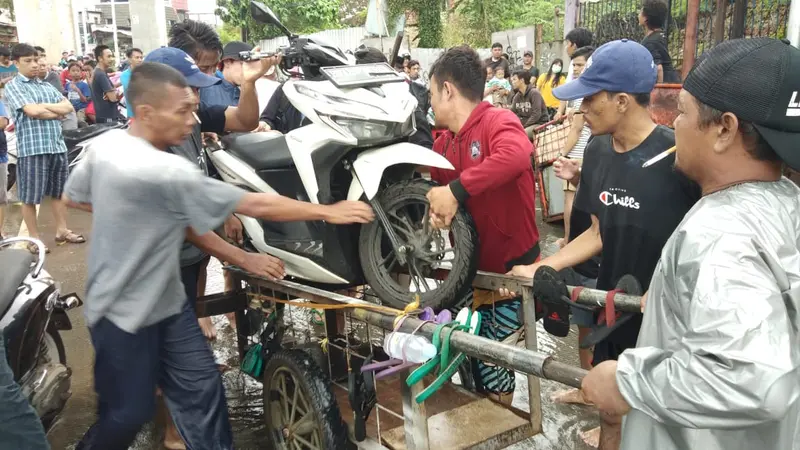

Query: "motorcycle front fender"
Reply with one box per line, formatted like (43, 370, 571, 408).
(347, 142, 455, 201)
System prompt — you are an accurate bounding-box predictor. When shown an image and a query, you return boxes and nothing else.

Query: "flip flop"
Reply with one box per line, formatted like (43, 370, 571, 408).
(55, 231, 86, 245)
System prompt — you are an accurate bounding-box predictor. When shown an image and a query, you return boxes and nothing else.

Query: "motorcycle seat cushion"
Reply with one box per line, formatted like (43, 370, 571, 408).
(222, 132, 294, 170)
(0, 249, 35, 316)
(63, 122, 121, 149)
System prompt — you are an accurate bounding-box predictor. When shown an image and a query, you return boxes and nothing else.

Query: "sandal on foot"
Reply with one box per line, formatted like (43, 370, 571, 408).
(55, 231, 86, 245)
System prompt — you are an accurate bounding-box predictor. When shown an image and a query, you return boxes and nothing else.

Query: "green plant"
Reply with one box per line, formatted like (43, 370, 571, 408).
(216, 0, 341, 41)
(387, 0, 445, 47)
(217, 21, 242, 45)
(444, 0, 560, 48)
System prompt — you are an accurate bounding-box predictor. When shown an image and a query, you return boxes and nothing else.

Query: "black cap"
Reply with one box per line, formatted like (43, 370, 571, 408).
(221, 41, 254, 61)
(683, 38, 800, 170)
(524, 50, 533, 57)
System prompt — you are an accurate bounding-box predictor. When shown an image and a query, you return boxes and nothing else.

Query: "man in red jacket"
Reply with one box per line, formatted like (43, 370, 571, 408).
(427, 45, 540, 403)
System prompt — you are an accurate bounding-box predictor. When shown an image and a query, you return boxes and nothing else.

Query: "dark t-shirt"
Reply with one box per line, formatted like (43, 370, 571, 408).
(574, 125, 700, 344)
(91, 68, 120, 122)
(485, 57, 510, 78)
(568, 201, 600, 279)
(168, 104, 228, 267)
(641, 32, 680, 83)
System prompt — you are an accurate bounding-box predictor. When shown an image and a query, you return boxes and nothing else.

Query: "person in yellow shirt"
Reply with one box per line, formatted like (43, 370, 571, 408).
(536, 58, 566, 117)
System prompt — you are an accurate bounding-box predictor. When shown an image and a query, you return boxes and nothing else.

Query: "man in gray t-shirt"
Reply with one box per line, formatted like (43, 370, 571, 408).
(66, 62, 374, 450)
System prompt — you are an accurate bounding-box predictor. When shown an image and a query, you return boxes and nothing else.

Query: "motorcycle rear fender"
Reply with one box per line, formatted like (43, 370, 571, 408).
(347, 142, 455, 200)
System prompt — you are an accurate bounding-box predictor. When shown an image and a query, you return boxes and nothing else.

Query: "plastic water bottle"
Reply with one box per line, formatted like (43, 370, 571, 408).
(384, 332, 437, 364)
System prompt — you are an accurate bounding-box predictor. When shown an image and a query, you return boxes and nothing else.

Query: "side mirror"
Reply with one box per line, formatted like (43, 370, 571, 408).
(250, 1, 280, 25)
(250, 1, 293, 38)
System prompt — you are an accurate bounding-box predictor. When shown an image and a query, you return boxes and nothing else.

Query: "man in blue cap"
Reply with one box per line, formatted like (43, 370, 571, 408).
(581, 37, 800, 450)
(503, 39, 700, 446)
(142, 47, 285, 339)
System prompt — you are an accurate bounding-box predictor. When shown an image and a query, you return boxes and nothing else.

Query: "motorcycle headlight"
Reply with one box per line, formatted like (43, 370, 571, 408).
(328, 116, 414, 145)
(295, 84, 387, 117)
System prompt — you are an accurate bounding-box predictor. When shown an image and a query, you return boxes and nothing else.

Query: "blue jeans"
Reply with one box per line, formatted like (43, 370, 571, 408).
(0, 340, 50, 449)
(76, 301, 232, 450)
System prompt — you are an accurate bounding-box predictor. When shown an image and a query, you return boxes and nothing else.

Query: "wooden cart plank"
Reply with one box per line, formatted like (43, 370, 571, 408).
(381, 398, 531, 450)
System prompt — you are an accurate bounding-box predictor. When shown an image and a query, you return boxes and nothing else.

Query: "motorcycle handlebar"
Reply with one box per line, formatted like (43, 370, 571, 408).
(0, 236, 46, 277)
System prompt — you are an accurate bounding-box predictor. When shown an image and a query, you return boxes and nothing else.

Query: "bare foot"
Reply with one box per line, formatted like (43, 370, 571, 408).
(579, 426, 600, 448)
(198, 317, 216, 340)
(550, 388, 592, 405)
(164, 412, 186, 450)
(225, 312, 237, 331)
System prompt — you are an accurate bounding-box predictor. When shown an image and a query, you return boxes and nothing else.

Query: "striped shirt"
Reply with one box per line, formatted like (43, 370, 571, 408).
(4, 74, 68, 158)
(568, 97, 591, 159)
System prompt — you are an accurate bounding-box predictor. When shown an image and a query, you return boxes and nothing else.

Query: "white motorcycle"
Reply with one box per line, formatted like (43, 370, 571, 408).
(206, 1, 478, 310)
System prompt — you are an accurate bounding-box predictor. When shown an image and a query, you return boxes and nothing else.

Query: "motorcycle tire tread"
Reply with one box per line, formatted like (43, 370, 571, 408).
(262, 349, 348, 450)
(358, 178, 479, 311)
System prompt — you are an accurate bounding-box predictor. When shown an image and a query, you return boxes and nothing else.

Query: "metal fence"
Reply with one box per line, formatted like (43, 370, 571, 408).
(258, 26, 369, 52)
(577, 0, 791, 73)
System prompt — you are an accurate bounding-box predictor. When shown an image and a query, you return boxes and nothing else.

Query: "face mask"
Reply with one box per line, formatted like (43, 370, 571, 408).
(552, 65, 562, 74)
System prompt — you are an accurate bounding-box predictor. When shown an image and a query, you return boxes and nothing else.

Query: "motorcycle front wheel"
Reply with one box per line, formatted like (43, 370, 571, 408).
(359, 179, 479, 311)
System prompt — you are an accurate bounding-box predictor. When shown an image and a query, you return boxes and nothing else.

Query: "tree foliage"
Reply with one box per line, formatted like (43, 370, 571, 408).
(217, 21, 242, 45)
(387, 0, 445, 48)
(340, 0, 369, 27)
(0, 0, 13, 20)
(450, 0, 560, 48)
(216, 0, 341, 41)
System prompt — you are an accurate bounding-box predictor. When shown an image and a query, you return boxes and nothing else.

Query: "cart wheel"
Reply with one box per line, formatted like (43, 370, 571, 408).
(263, 349, 348, 450)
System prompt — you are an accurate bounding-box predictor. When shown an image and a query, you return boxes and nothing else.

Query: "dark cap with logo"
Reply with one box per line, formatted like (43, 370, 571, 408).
(683, 37, 800, 170)
(221, 41, 254, 61)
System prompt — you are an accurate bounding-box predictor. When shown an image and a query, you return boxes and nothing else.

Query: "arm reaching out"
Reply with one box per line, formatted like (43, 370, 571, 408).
(235, 193, 374, 224)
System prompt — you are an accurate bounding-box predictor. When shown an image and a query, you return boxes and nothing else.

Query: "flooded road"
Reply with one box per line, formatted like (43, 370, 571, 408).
(8, 199, 599, 450)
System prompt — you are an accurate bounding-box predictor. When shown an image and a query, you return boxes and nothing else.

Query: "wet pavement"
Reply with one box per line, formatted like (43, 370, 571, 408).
(3, 197, 598, 450)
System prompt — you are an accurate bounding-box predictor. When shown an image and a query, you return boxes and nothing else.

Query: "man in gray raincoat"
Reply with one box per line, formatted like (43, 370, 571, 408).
(580, 37, 800, 450)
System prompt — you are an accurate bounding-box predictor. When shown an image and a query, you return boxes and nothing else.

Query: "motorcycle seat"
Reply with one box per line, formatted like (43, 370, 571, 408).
(222, 132, 294, 170)
(63, 122, 121, 149)
(0, 249, 34, 316)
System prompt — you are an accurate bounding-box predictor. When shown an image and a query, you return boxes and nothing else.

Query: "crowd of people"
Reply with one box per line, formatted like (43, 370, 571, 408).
(1, 0, 799, 448)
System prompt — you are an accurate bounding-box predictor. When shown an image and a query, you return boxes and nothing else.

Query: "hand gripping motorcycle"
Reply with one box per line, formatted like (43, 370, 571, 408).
(205, 2, 479, 310)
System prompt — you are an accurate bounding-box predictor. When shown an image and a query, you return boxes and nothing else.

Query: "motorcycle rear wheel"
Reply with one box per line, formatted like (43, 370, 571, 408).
(359, 179, 478, 311)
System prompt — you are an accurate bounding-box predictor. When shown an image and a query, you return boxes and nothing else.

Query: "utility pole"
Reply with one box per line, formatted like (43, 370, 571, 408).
(72, 0, 82, 54)
(84, 6, 90, 55)
(111, 0, 120, 63)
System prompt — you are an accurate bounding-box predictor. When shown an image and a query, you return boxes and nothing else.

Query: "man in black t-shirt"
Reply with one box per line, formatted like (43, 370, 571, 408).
(485, 42, 510, 78)
(91, 45, 122, 123)
(506, 41, 699, 412)
(639, 0, 680, 83)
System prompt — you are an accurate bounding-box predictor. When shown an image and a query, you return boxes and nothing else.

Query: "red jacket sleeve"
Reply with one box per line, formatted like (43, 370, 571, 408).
(451, 111, 533, 201)
(429, 133, 452, 186)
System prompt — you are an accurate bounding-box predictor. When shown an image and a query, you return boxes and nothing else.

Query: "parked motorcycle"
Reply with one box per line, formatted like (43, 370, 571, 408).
(204, 1, 479, 310)
(0, 237, 82, 430)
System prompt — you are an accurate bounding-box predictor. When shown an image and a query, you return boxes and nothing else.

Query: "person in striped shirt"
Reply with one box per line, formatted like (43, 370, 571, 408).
(559, 45, 595, 249)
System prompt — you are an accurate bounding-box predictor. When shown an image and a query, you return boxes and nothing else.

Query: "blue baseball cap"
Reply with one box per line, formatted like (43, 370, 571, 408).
(553, 39, 657, 101)
(143, 47, 220, 88)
